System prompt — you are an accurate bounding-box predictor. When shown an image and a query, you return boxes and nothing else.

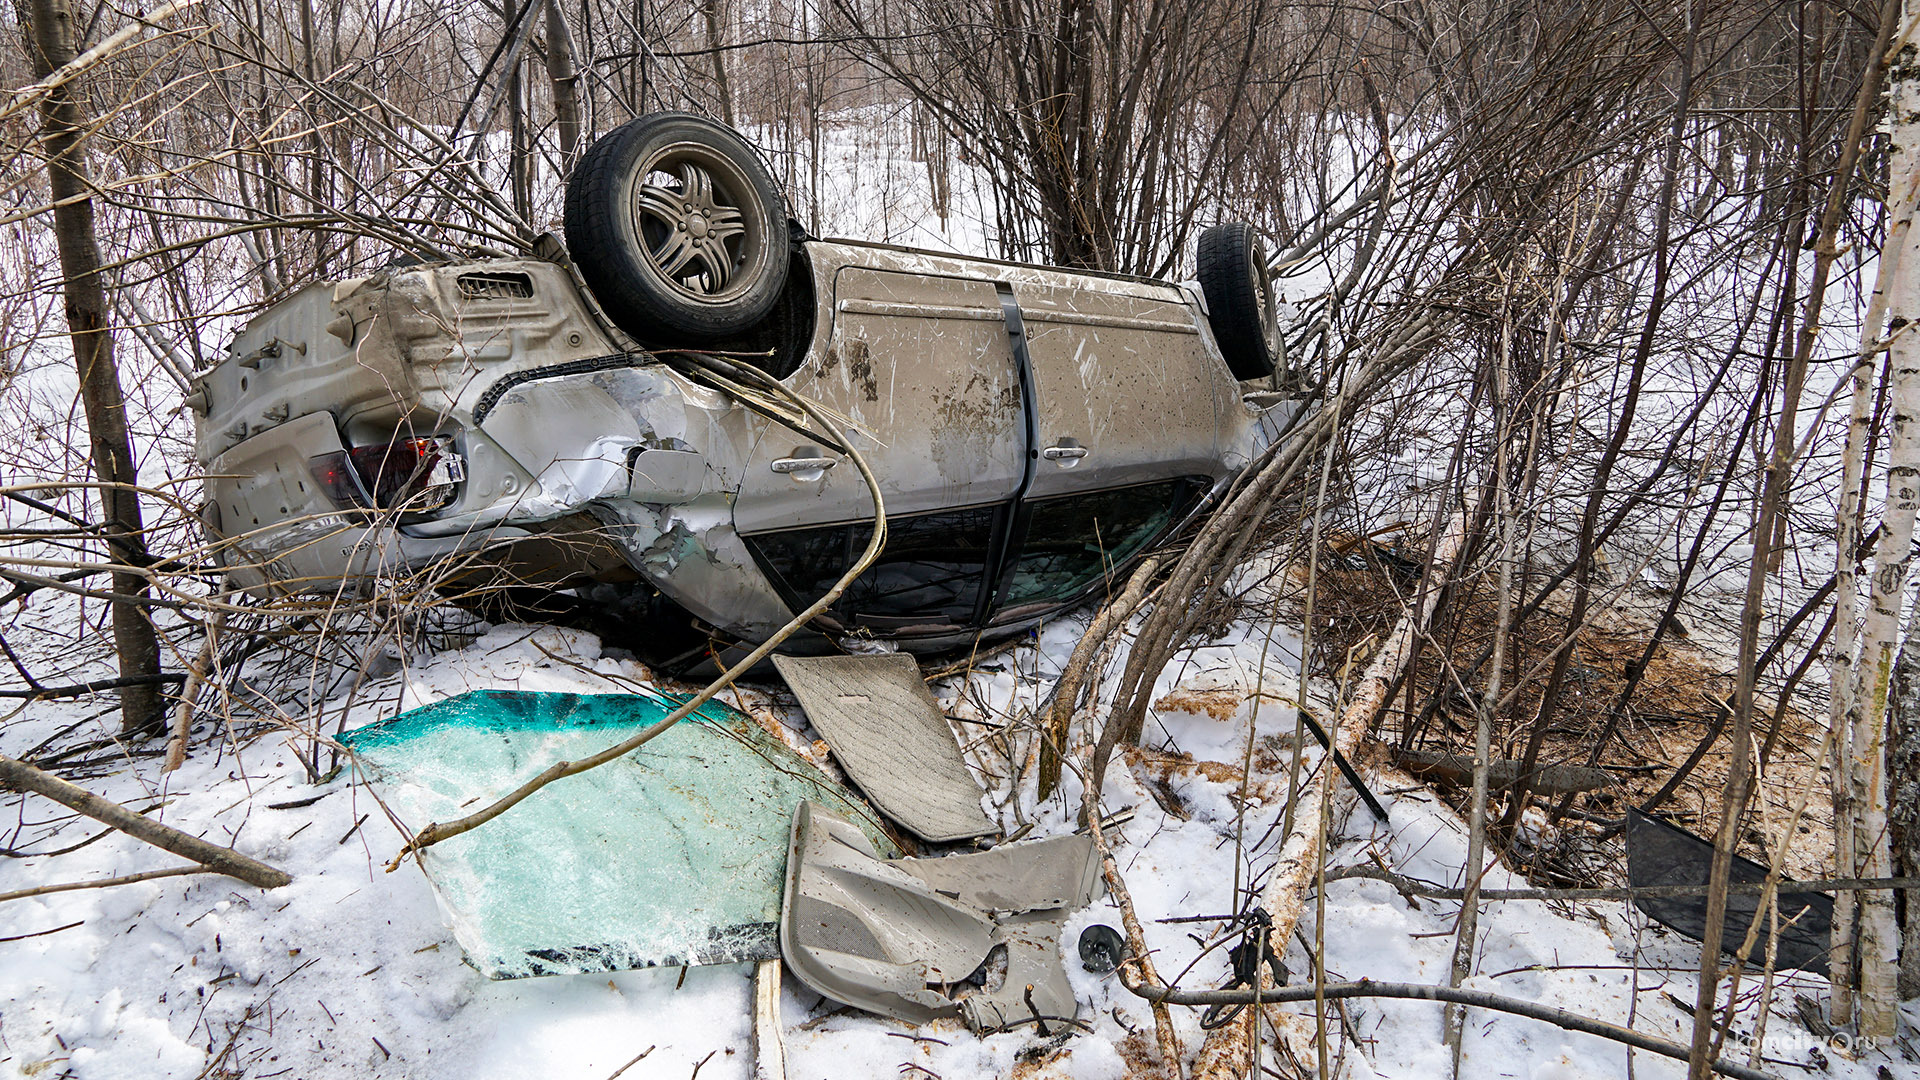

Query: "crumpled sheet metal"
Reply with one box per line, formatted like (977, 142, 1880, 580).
(772, 654, 998, 843)
(340, 690, 895, 979)
(781, 801, 1100, 1033)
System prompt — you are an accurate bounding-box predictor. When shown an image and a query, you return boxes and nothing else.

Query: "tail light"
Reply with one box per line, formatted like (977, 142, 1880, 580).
(309, 435, 465, 514)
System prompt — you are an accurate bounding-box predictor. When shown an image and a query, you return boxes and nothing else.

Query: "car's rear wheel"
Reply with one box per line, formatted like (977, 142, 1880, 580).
(1196, 222, 1280, 381)
(564, 113, 789, 341)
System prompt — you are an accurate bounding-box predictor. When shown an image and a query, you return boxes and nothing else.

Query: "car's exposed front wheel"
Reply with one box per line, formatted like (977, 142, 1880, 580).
(1196, 222, 1280, 382)
(564, 113, 789, 341)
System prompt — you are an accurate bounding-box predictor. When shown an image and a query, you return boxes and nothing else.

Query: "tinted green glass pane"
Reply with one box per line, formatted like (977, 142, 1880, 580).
(340, 690, 894, 979)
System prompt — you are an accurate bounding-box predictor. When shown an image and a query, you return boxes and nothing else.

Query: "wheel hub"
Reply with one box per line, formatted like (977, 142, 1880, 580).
(632, 152, 752, 301)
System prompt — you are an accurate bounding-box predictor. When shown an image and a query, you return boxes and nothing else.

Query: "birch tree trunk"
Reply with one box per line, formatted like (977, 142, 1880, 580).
(1189, 509, 1471, 1079)
(1834, 127, 1907, 1022)
(1890, 607, 1920, 997)
(1839, 9, 1920, 1036)
(16, 0, 165, 735)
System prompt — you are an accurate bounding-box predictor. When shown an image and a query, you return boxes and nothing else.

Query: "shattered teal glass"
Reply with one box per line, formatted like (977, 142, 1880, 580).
(340, 690, 895, 979)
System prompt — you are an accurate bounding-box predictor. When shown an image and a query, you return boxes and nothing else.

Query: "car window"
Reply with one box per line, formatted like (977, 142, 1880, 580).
(843, 506, 998, 625)
(744, 504, 1001, 628)
(745, 522, 855, 612)
(747, 483, 1206, 631)
(998, 481, 1190, 609)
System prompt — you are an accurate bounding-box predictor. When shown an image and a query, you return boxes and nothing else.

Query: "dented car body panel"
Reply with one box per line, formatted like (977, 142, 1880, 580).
(194, 239, 1294, 653)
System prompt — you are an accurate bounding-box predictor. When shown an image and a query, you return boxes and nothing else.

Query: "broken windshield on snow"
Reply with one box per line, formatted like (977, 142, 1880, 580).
(339, 690, 895, 979)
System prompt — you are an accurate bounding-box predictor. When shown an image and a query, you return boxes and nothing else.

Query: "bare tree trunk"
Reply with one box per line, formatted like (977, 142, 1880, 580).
(1687, 0, 1897, 1049)
(1844, 30, 1920, 1039)
(505, 0, 533, 232)
(1833, 122, 1904, 1032)
(703, 0, 735, 128)
(16, 0, 164, 736)
(805, 44, 822, 234)
(297, 0, 331, 273)
(1827, 0, 1913, 1035)
(1446, 321, 1515, 1075)
(1891, 609, 1920, 997)
(543, 0, 583, 170)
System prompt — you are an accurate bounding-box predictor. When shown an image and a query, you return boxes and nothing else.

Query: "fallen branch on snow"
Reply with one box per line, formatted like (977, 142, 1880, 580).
(1125, 975, 1781, 1080)
(0, 863, 211, 903)
(1322, 863, 1920, 901)
(0, 755, 290, 888)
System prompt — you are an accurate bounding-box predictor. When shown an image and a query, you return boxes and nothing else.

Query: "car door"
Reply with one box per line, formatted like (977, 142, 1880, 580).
(736, 259, 1025, 631)
(1011, 276, 1235, 499)
(980, 276, 1237, 622)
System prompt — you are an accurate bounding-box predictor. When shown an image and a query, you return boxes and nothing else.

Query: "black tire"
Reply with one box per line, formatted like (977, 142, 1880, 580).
(564, 113, 789, 341)
(1196, 222, 1279, 381)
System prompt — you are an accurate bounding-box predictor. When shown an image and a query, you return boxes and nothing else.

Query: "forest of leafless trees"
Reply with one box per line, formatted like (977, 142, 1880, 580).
(1, 0, 1916, 1077)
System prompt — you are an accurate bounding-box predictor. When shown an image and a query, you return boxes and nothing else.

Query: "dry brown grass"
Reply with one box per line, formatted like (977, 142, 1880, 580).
(1300, 540, 1833, 881)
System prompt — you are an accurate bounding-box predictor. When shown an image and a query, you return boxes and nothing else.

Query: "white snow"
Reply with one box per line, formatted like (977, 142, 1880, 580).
(0, 611, 1907, 1079)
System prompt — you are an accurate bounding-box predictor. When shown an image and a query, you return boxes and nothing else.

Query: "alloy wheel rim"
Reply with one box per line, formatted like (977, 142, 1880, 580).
(631, 143, 763, 306)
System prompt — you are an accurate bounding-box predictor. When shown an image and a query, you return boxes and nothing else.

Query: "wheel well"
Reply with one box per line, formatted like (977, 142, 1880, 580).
(692, 241, 816, 379)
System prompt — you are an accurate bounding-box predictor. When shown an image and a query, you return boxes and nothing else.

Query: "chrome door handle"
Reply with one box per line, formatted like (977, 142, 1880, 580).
(771, 456, 838, 474)
(1041, 445, 1088, 462)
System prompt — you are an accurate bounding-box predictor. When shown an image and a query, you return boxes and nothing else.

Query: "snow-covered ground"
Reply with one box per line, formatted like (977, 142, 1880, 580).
(0, 598, 1906, 1080)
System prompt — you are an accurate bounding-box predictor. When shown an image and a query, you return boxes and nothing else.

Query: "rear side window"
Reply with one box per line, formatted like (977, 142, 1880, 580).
(998, 480, 1196, 609)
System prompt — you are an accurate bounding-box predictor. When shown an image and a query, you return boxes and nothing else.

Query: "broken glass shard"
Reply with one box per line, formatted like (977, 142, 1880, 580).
(340, 690, 895, 979)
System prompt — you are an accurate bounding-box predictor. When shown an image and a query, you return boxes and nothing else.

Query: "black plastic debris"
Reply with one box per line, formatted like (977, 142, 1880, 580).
(1625, 809, 1831, 974)
(1200, 908, 1289, 1030)
(1079, 924, 1126, 973)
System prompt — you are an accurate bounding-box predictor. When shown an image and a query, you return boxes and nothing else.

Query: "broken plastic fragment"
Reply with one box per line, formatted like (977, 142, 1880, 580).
(780, 801, 1099, 1033)
(1625, 809, 1831, 974)
(772, 654, 997, 842)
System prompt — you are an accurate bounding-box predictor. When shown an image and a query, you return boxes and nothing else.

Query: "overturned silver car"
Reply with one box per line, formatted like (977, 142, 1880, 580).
(193, 113, 1294, 657)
